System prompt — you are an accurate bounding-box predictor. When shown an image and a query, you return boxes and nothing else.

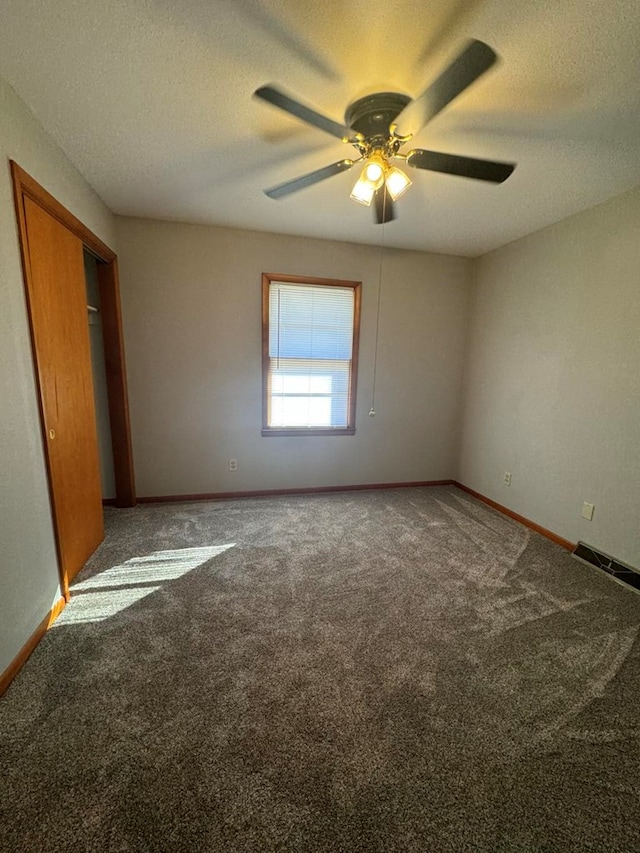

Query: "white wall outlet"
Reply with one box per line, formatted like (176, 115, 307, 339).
(581, 501, 595, 520)
(503, 471, 512, 486)
(228, 458, 237, 472)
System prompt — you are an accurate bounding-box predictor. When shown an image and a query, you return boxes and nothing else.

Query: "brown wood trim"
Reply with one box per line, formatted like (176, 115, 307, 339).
(97, 258, 136, 507)
(262, 272, 362, 435)
(138, 480, 455, 503)
(0, 596, 66, 698)
(263, 272, 362, 288)
(349, 280, 362, 431)
(454, 482, 575, 550)
(261, 428, 355, 437)
(261, 274, 270, 432)
(10, 161, 115, 262)
(102, 498, 118, 507)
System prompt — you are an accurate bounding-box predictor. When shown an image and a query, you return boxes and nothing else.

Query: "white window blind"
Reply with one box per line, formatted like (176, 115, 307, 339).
(267, 281, 355, 430)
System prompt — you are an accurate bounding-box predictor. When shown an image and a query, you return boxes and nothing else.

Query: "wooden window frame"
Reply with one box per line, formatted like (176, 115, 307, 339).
(261, 272, 362, 437)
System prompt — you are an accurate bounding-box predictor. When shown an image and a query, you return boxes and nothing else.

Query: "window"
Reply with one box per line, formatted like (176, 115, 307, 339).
(262, 273, 361, 436)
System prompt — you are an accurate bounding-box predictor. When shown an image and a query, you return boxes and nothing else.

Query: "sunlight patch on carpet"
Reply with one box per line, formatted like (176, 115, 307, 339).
(54, 544, 235, 625)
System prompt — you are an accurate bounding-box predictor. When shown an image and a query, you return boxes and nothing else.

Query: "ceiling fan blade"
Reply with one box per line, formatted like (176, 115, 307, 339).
(255, 85, 350, 140)
(374, 186, 395, 224)
(264, 159, 356, 199)
(406, 149, 515, 183)
(394, 40, 497, 137)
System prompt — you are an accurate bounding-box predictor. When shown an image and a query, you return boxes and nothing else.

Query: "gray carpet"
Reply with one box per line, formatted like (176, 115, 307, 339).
(2, 485, 640, 852)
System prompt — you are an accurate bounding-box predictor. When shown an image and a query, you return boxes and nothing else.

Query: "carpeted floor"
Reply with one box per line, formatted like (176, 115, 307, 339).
(2, 485, 640, 852)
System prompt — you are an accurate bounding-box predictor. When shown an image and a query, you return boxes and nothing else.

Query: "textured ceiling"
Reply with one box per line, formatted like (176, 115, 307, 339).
(1, 0, 639, 256)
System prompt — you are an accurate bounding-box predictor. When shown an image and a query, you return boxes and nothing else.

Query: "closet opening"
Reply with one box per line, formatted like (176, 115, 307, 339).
(84, 250, 116, 503)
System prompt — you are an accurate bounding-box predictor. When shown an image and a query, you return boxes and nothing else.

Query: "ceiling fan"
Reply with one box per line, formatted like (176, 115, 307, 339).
(255, 39, 515, 224)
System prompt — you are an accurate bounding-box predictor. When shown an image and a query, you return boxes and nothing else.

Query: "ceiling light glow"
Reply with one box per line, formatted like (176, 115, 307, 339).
(364, 161, 384, 187)
(351, 156, 413, 209)
(385, 166, 412, 201)
(350, 174, 376, 206)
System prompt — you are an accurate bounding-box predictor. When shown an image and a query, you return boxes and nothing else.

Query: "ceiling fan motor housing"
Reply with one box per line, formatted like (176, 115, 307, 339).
(345, 92, 411, 140)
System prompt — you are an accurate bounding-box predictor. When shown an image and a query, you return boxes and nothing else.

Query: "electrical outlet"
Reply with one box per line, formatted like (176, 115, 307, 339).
(228, 458, 237, 472)
(503, 471, 512, 486)
(581, 501, 594, 521)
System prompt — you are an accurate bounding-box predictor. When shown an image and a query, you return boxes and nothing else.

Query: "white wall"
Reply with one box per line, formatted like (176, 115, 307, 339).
(458, 186, 640, 566)
(115, 218, 472, 497)
(0, 75, 116, 675)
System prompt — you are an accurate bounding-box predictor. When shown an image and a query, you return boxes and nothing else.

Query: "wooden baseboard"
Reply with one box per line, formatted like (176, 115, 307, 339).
(454, 482, 575, 550)
(138, 479, 455, 503)
(0, 596, 66, 698)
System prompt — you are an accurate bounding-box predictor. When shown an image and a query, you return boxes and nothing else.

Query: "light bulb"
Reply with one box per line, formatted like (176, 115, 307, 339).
(364, 162, 384, 187)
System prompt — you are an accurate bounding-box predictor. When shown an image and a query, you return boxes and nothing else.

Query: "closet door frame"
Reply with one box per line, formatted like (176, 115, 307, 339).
(11, 161, 136, 596)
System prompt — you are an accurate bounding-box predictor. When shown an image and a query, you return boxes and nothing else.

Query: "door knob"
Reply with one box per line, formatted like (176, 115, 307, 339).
(49, 428, 56, 439)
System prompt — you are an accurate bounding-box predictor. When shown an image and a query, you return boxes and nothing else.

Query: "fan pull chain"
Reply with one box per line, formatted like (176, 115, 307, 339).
(369, 198, 386, 417)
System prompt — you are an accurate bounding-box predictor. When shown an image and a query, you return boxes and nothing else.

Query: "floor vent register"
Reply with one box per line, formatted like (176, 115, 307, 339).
(572, 541, 640, 593)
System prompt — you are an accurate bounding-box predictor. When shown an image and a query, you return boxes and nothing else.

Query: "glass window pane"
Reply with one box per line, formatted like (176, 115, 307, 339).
(270, 395, 333, 427)
(271, 373, 333, 394)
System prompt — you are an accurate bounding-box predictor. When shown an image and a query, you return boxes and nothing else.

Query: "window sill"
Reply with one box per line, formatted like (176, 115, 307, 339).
(261, 427, 355, 437)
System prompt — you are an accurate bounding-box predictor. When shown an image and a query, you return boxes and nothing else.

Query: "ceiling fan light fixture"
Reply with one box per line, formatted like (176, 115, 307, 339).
(363, 161, 384, 188)
(350, 173, 376, 206)
(385, 166, 412, 201)
(350, 155, 388, 207)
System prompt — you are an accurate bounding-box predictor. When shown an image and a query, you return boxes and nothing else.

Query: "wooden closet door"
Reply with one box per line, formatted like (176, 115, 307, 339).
(23, 197, 104, 589)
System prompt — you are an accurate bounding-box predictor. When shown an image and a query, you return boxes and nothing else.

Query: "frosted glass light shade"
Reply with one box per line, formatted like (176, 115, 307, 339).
(350, 174, 376, 206)
(385, 166, 412, 201)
